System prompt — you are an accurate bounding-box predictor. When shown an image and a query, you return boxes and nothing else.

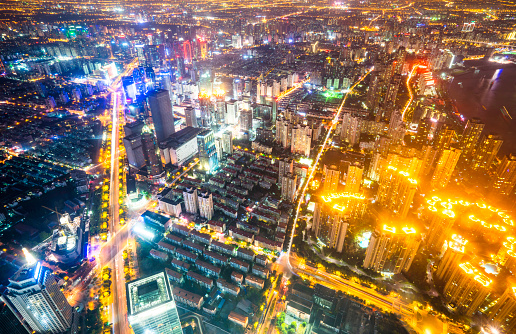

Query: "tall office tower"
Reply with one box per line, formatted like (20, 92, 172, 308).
(435, 235, 467, 282)
(183, 187, 198, 214)
(472, 133, 503, 170)
(387, 111, 403, 137)
(492, 154, 516, 196)
(222, 131, 233, 155)
(323, 165, 340, 193)
(419, 144, 439, 178)
(433, 123, 455, 155)
(278, 158, 294, 184)
(431, 147, 461, 189)
(313, 194, 366, 252)
(425, 206, 456, 253)
(384, 145, 423, 176)
(443, 262, 492, 316)
(197, 129, 219, 174)
(197, 190, 214, 220)
(2, 263, 78, 334)
(367, 152, 382, 181)
(141, 131, 163, 176)
(344, 164, 363, 193)
(215, 138, 223, 162)
(124, 120, 144, 136)
(489, 284, 516, 333)
(185, 106, 198, 128)
(313, 202, 348, 253)
(126, 271, 183, 334)
(291, 124, 312, 157)
(275, 118, 292, 149)
(199, 93, 214, 127)
(183, 40, 193, 63)
(148, 90, 175, 142)
(340, 112, 362, 146)
(363, 225, 420, 274)
(124, 133, 146, 169)
(239, 109, 253, 133)
(459, 118, 485, 159)
(232, 78, 242, 99)
(225, 100, 238, 125)
(377, 166, 417, 218)
(415, 117, 433, 147)
(281, 173, 298, 202)
(0, 301, 30, 334)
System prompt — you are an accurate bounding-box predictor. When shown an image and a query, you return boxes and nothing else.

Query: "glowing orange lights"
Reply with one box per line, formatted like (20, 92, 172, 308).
(321, 192, 366, 203)
(382, 225, 417, 235)
(459, 262, 492, 287)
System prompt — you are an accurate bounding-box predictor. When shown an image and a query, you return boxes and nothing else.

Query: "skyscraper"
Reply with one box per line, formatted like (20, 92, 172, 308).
(0, 301, 30, 334)
(435, 235, 467, 282)
(363, 225, 420, 274)
(459, 118, 484, 159)
(1, 263, 78, 334)
(197, 129, 219, 173)
(278, 158, 294, 185)
(281, 173, 297, 202)
(443, 262, 491, 316)
(141, 130, 163, 177)
(239, 109, 253, 133)
(489, 284, 516, 333)
(344, 164, 363, 193)
(148, 90, 175, 143)
(492, 154, 516, 196)
(425, 206, 456, 253)
(124, 133, 146, 169)
(415, 117, 434, 147)
(184, 106, 198, 128)
(431, 147, 461, 189)
(472, 133, 502, 170)
(198, 190, 214, 220)
(126, 271, 183, 334)
(291, 124, 312, 157)
(313, 194, 366, 253)
(323, 165, 340, 193)
(377, 166, 417, 218)
(433, 123, 455, 156)
(222, 131, 233, 155)
(183, 187, 198, 214)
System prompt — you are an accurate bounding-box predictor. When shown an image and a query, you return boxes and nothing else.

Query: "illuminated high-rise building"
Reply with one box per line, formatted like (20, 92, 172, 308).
(459, 118, 484, 158)
(126, 271, 183, 334)
(291, 124, 312, 157)
(197, 129, 219, 174)
(433, 123, 455, 155)
(415, 117, 434, 147)
(489, 285, 516, 333)
(148, 90, 175, 143)
(183, 187, 198, 214)
(197, 190, 213, 220)
(323, 165, 340, 193)
(492, 154, 516, 196)
(343, 164, 363, 193)
(183, 40, 192, 63)
(431, 147, 461, 189)
(377, 166, 417, 218)
(281, 173, 298, 203)
(495, 237, 516, 274)
(472, 133, 502, 171)
(443, 262, 492, 316)
(185, 106, 198, 128)
(275, 118, 292, 149)
(278, 158, 294, 185)
(363, 225, 420, 274)
(313, 194, 366, 253)
(222, 131, 233, 155)
(384, 145, 423, 177)
(425, 204, 456, 253)
(141, 130, 163, 177)
(435, 235, 467, 282)
(1, 263, 78, 334)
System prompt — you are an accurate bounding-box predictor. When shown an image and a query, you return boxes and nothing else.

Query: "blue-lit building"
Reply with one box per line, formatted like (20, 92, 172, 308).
(197, 129, 219, 174)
